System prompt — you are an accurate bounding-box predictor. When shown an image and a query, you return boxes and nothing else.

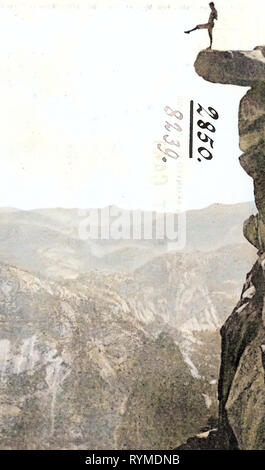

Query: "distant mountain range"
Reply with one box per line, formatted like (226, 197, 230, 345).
(0, 202, 257, 448)
(0, 202, 256, 278)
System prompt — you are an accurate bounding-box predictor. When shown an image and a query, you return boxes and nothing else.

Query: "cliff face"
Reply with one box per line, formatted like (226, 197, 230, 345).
(194, 47, 265, 450)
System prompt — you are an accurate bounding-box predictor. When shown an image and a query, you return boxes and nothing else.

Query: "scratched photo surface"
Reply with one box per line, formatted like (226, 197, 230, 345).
(0, 0, 264, 450)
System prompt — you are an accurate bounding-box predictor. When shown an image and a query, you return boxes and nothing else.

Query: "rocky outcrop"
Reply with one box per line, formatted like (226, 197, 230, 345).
(189, 47, 265, 450)
(195, 47, 265, 86)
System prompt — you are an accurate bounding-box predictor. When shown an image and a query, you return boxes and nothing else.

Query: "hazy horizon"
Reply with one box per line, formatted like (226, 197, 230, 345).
(0, 199, 256, 214)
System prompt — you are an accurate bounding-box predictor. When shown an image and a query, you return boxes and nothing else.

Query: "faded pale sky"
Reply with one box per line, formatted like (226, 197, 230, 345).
(0, 0, 263, 211)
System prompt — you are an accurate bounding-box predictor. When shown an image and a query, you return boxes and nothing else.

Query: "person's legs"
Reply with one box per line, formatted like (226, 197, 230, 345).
(207, 25, 213, 49)
(185, 23, 208, 34)
(184, 25, 198, 33)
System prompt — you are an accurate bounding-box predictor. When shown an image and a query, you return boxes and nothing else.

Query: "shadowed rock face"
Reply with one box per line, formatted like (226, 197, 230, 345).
(181, 47, 265, 450)
(239, 84, 265, 250)
(218, 258, 265, 450)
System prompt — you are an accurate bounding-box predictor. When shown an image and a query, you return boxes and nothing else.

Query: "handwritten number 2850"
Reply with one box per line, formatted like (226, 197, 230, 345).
(196, 104, 219, 162)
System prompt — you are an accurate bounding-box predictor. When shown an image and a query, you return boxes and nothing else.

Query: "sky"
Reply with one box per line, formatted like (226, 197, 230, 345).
(0, 0, 264, 212)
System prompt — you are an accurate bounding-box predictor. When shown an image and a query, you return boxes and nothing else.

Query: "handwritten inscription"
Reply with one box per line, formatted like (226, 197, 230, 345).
(157, 106, 183, 162)
(196, 103, 219, 162)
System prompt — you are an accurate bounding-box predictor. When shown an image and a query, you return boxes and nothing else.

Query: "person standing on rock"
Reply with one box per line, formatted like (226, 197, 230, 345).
(184, 2, 218, 50)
